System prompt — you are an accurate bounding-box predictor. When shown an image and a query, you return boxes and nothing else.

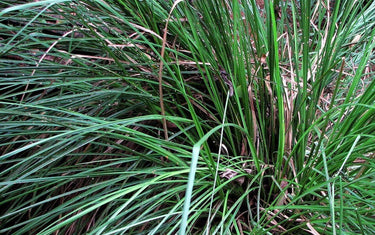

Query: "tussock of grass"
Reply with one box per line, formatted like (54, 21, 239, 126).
(1, 0, 374, 234)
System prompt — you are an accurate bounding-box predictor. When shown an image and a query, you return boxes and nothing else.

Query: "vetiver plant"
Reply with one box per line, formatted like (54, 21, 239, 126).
(1, 0, 374, 234)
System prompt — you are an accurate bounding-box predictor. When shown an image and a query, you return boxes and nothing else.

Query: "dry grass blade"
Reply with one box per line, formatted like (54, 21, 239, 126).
(158, 0, 184, 141)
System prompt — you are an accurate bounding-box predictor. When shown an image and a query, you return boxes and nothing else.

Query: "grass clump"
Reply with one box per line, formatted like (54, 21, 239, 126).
(1, 0, 374, 234)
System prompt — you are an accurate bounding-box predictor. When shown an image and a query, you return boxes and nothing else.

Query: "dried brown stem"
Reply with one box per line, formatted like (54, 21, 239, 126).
(158, 0, 184, 141)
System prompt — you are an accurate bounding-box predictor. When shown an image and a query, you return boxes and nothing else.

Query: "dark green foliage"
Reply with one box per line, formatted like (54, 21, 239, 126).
(1, 0, 374, 234)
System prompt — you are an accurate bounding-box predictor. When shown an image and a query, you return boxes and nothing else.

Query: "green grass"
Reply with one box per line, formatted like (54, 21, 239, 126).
(1, 0, 374, 234)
